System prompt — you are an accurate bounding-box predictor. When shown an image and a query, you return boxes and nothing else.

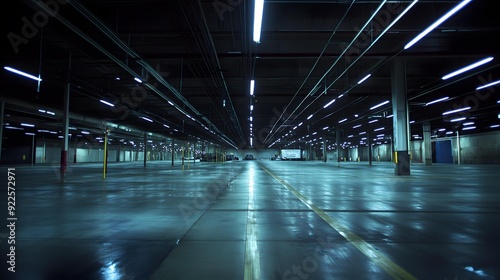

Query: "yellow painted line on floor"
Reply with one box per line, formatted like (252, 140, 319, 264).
(258, 163, 417, 280)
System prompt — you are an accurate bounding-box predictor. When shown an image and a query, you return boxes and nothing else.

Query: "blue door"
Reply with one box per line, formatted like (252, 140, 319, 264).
(435, 140, 453, 163)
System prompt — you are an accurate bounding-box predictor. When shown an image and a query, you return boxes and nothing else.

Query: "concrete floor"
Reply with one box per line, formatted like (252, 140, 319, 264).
(0, 160, 499, 280)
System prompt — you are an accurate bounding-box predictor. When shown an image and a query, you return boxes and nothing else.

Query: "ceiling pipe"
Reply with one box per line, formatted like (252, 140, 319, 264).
(264, 0, 378, 144)
(177, 0, 245, 145)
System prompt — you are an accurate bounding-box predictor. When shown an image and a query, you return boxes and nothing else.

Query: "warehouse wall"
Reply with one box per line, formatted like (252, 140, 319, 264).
(2, 131, 499, 165)
(404, 131, 500, 164)
(31, 139, 179, 164)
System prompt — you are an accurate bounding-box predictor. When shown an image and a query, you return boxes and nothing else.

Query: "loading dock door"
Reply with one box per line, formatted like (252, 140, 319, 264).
(434, 140, 453, 164)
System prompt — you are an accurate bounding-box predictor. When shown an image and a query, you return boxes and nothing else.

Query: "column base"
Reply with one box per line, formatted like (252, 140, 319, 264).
(395, 151, 411, 175)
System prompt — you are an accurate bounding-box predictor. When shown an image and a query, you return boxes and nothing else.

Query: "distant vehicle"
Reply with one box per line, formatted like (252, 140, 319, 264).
(244, 154, 254, 160)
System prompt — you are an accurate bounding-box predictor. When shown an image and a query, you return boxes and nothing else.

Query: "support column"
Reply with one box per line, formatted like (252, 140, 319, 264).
(116, 144, 121, 162)
(103, 130, 108, 179)
(60, 75, 70, 182)
(31, 134, 35, 166)
(171, 137, 175, 166)
(457, 131, 461, 165)
(0, 101, 4, 164)
(144, 133, 147, 168)
(367, 130, 372, 166)
(336, 126, 341, 166)
(322, 139, 327, 162)
(423, 121, 432, 165)
(391, 57, 410, 175)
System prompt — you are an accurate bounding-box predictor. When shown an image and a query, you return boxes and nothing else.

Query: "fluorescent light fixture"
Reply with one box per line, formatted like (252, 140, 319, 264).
(323, 126, 329, 130)
(354, 114, 359, 117)
(348, 135, 353, 138)
(386, 114, 393, 118)
(134, 77, 142, 83)
(323, 98, 336, 108)
(446, 131, 454, 134)
(163, 124, 170, 128)
(490, 125, 500, 128)
(312, 132, 318, 135)
(426, 96, 449, 106)
(293, 126, 297, 130)
(141, 116, 153, 122)
(115, 77, 120, 80)
(463, 122, 474, 126)
(253, 0, 264, 43)
(38, 109, 46, 113)
(25, 132, 35, 136)
(250, 80, 255, 96)
(250, 105, 254, 111)
(438, 128, 446, 131)
(5, 126, 23, 130)
(298, 122, 303, 126)
(374, 127, 384, 131)
(410, 120, 415, 124)
(476, 79, 500, 90)
(359, 132, 366, 135)
(353, 124, 362, 128)
(250, 116, 253, 122)
(21, 123, 35, 127)
(368, 120, 378, 124)
(100, 100, 115, 107)
(404, 0, 472, 50)
(46, 111, 55, 115)
(450, 117, 466, 122)
(250, 137, 253, 146)
(339, 118, 347, 123)
(307, 114, 313, 120)
(442, 106, 470, 115)
(442, 57, 494, 80)
(370, 100, 390, 110)
(168, 101, 174, 106)
(4, 66, 42, 82)
(81, 131, 90, 134)
(357, 74, 371, 85)
(462, 126, 476, 130)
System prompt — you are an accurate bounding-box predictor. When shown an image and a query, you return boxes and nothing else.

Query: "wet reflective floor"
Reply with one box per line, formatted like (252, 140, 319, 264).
(0, 160, 499, 280)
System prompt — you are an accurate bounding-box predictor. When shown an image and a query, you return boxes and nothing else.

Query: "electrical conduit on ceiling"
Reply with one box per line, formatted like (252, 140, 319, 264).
(31, 0, 238, 149)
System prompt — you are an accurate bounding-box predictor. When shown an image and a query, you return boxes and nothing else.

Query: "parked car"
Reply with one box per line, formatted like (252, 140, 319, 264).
(244, 154, 254, 160)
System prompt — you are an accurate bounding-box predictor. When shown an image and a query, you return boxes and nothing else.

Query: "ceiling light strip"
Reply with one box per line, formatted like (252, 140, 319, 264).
(404, 0, 472, 49)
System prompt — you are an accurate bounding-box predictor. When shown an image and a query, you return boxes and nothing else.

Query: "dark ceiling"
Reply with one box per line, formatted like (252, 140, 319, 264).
(2, 0, 500, 150)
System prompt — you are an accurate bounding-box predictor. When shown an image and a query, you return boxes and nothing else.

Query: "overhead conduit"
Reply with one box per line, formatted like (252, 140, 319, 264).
(31, 0, 238, 149)
(264, 0, 418, 146)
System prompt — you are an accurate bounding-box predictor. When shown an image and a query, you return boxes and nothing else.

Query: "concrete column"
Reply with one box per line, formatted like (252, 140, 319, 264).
(60, 80, 70, 182)
(336, 126, 341, 166)
(322, 139, 327, 162)
(391, 57, 410, 175)
(144, 133, 147, 168)
(171, 137, 175, 166)
(423, 121, 432, 165)
(367, 130, 372, 166)
(60, 53, 71, 182)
